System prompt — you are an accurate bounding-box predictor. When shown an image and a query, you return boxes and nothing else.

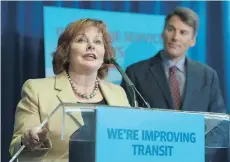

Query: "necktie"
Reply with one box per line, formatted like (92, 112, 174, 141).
(169, 66, 181, 109)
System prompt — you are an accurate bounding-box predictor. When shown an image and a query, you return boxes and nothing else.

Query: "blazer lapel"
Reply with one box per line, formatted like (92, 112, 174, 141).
(181, 58, 199, 111)
(149, 53, 175, 109)
(99, 80, 117, 106)
(55, 72, 78, 104)
(55, 73, 116, 105)
(54, 72, 84, 127)
(55, 73, 124, 106)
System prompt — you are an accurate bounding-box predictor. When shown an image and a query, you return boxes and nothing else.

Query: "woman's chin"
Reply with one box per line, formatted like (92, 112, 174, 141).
(81, 62, 101, 71)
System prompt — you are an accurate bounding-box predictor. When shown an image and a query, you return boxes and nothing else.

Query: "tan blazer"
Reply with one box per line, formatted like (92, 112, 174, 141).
(10, 72, 130, 161)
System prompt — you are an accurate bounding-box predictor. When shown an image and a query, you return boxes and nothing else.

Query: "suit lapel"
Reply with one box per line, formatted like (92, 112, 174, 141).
(181, 59, 199, 111)
(55, 72, 78, 104)
(149, 53, 175, 109)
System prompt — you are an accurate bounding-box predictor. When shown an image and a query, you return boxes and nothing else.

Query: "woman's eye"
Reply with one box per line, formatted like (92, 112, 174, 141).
(95, 40, 102, 44)
(77, 38, 86, 43)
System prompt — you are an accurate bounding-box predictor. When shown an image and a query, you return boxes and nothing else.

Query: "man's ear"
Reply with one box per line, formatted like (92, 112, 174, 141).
(190, 36, 196, 47)
(161, 31, 164, 39)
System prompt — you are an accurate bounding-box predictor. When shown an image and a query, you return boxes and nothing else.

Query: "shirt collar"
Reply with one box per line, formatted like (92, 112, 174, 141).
(160, 51, 186, 73)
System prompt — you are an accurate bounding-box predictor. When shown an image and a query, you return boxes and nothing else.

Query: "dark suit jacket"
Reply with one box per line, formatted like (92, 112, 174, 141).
(121, 51, 228, 162)
(121, 51, 226, 113)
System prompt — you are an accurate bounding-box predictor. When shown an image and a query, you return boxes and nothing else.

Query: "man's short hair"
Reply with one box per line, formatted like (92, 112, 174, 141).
(164, 7, 199, 36)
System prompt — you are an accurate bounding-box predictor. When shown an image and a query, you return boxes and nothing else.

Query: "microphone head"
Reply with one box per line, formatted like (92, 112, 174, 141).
(104, 58, 111, 64)
(104, 57, 116, 64)
(110, 57, 116, 62)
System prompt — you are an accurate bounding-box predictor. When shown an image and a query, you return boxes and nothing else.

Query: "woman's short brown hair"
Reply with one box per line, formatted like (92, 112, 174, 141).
(52, 18, 114, 79)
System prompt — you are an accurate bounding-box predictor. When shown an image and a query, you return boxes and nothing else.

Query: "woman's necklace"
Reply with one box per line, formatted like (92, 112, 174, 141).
(67, 72, 99, 100)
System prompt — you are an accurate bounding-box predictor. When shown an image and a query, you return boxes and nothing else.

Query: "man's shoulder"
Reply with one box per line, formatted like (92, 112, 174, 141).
(189, 59, 216, 74)
(126, 57, 153, 72)
(126, 51, 162, 71)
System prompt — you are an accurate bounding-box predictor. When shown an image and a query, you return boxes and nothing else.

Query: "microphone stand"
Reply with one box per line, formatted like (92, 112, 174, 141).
(108, 58, 151, 108)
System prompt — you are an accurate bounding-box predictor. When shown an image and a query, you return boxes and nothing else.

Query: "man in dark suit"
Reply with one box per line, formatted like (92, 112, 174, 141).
(121, 7, 227, 162)
(121, 7, 225, 113)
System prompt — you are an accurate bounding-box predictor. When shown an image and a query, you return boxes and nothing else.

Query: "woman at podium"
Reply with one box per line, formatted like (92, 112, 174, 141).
(9, 18, 130, 161)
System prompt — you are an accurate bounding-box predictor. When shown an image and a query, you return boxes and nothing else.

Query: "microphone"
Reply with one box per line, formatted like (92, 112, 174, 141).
(104, 58, 151, 108)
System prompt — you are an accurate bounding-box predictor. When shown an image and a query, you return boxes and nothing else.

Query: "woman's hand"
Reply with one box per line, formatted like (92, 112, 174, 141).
(21, 126, 49, 151)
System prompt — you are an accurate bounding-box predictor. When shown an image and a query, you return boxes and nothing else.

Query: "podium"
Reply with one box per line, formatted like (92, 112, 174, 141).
(12, 103, 230, 162)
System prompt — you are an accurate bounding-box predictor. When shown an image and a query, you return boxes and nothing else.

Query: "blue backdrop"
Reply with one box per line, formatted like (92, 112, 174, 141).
(43, 6, 165, 84)
(2, 1, 230, 161)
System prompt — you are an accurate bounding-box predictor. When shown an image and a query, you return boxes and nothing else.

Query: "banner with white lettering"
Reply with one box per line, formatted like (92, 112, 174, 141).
(96, 107, 205, 162)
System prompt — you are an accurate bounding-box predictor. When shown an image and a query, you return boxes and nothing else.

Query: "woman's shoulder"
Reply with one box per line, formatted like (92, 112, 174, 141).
(99, 79, 130, 107)
(99, 79, 126, 95)
(22, 76, 56, 90)
(99, 79, 122, 89)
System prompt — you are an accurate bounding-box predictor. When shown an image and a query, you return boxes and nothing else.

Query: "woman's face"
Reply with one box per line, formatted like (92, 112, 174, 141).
(69, 26, 105, 74)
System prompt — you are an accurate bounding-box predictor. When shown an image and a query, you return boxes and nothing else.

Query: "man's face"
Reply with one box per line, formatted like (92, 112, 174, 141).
(162, 15, 196, 59)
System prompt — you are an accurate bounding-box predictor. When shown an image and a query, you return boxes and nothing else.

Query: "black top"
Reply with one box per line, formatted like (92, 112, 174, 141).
(69, 98, 108, 162)
(80, 98, 108, 132)
(88, 98, 107, 105)
(71, 98, 108, 140)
